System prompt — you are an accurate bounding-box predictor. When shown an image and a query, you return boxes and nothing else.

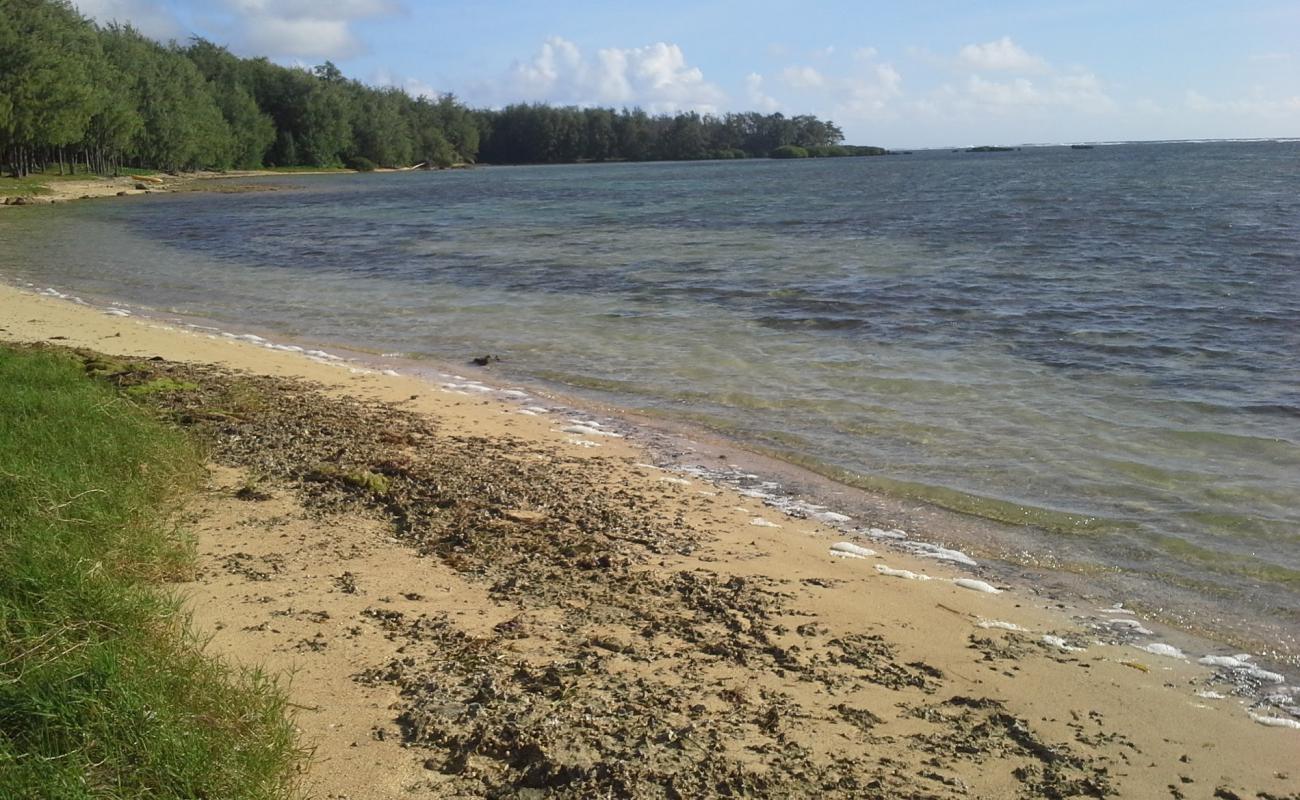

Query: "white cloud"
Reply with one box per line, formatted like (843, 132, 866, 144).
(745, 72, 780, 112)
(73, 0, 183, 40)
(966, 75, 1037, 106)
(240, 17, 359, 58)
(852, 46, 878, 62)
(1185, 88, 1300, 116)
(223, 0, 397, 18)
(372, 68, 440, 100)
(962, 71, 1113, 112)
(958, 36, 1047, 72)
(481, 37, 726, 114)
(834, 63, 903, 119)
(781, 65, 826, 89)
(217, 0, 401, 59)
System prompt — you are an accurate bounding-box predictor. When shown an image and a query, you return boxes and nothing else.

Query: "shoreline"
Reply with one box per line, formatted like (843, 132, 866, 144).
(9, 269, 1298, 673)
(8, 165, 1294, 667)
(0, 167, 363, 207)
(2, 281, 1298, 795)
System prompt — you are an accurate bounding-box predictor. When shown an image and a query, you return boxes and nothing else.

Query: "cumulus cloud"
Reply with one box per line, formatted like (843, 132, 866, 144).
(834, 63, 903, 119)
(372, 68, 441, 100)
(73, 0, 183, 40)
(963, 71, 1113, 112)
(217, 0, 401, 59)
(745, 73, 780, 112)
(780, 65, 826, 89)
(958, 36, 1047, 72)
(481, 37, 726, 113)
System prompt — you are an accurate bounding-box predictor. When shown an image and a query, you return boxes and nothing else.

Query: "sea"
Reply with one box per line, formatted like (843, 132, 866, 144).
(4, 141, 1298, 660)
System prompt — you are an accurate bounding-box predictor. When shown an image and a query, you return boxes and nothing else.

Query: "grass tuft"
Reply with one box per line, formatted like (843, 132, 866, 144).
(0, 346, 303, 799)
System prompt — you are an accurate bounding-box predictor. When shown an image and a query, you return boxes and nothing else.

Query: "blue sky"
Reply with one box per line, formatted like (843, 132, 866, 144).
(74, 0, 1300, 148)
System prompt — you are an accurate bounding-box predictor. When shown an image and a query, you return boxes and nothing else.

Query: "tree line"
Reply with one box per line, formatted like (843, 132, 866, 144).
(476, 106, 856, 163)
(0, 0, 869, 178)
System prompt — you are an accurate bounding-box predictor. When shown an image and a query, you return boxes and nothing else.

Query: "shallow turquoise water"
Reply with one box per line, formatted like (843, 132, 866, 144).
(4, 142, 1298, 633)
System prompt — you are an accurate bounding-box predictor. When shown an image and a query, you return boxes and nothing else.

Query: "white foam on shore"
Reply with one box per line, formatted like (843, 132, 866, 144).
(563, 424, 622, 438)
(830, 542, 876, 559)
(953, 578, 1001, 594)
(658, 477, 691, 486)
(1042, 635, 1087, 653)
(1105, 618, 1153, 635)
(516, 409, 538, 416)
(104, 308, 131, 316)
(1138, 643, 1186, 659)
(750, 518, 781, 528)
(523, 406, 549, 414)
(1199, 654, 1252, 669)
(1248, 713, 1300, 730)
(911, 543, 978, 567)
(977, 619, 1026, 631)
(866, 528, 909, 540)
(814, 511, 853, 524)
(566, 438, 601, 448)
(1099, 606, 1136, 615)
(875, 565, 932, 581)
(1198, 655, 1285, 684)
(1195, 690, 1227, 699)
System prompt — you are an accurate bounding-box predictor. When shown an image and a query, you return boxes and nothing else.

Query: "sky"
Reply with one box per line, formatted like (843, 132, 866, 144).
(72, 0, 1300, 148)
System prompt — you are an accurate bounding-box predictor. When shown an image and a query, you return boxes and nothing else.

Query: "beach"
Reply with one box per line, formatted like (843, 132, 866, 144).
(2, 281, 1297, 798)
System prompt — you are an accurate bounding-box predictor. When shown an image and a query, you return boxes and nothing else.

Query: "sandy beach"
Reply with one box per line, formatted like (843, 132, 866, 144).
(2, 281, 1297, 798)
(0, 168, 347, 207)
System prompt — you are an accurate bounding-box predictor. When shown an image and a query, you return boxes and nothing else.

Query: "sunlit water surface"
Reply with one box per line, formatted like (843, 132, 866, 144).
(4, 142, 1298, 641)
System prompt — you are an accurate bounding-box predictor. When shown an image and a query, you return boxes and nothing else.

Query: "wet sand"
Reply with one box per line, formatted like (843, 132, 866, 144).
(2, 283, 1297, 798)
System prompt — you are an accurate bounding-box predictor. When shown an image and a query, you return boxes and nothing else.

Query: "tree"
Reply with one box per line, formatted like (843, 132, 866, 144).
(0, 0, 865, 176)
(186, 38, 275, 168)
(0, 0, 101, 175)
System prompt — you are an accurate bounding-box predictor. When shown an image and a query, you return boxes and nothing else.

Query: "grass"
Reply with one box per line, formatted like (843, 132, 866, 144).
(0, 176, 56, 196)
(0, 346, 302, 799)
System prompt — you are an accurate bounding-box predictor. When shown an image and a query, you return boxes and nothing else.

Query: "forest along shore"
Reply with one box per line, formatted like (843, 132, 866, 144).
(2, 282, 1297, 799)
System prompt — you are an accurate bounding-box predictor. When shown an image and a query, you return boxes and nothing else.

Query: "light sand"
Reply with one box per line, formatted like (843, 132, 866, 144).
(2, 282, 1297, 798)
(0, 168, 351, 207)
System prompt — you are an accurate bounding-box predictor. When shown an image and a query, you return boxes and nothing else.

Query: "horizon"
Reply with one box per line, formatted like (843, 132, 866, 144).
(70, 1, 1300, 150)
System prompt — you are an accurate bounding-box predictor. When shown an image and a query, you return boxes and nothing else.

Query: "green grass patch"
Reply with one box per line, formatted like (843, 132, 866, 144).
(0, 176, 55, 197)
(0, 346, 302, 799)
